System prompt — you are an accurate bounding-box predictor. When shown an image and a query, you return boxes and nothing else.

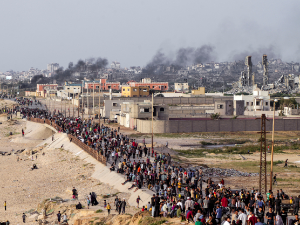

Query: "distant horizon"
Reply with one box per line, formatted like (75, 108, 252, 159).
(0, 0, 300, 71)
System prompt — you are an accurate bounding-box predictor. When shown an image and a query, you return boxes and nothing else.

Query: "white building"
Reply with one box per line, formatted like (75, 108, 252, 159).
(47, 63, 59, 72)
(174, 83, 189, 92)
(234, 87, 270, 112)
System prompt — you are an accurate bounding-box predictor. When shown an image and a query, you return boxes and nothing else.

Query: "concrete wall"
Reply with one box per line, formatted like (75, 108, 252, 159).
(136, 118, 300, 133)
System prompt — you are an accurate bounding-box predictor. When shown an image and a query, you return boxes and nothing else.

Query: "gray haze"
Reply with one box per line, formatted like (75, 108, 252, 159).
(0, 0, 299, 72)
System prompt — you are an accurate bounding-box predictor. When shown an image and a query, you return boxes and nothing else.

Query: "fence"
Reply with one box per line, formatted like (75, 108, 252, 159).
(27, 117, 106, 165)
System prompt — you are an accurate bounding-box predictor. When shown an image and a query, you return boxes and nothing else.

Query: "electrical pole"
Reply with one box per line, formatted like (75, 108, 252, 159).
(258, 114, 267, 194)
(99, 80, 101, 125)
(81, 80, 84, 118)
(151, 93, 154, 155)
(87, 83, 89, 117)
(270, 99, 278, 191)
(64, 95, 66, 118)
(68, 92, 70, 117)
(93, 81, 95, 116)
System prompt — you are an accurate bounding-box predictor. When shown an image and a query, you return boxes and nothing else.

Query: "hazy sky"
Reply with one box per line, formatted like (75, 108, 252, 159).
(0, 0, 299, 72)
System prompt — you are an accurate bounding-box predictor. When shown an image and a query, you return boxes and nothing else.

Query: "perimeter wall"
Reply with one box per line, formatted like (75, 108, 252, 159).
(137, 118, 300, 133)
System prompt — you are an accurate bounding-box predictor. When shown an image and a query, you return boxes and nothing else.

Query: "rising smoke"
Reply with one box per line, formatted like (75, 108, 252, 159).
(143, 45, 216, 74)
(230, 45, 281, 64)
(54, 57, 108, 82)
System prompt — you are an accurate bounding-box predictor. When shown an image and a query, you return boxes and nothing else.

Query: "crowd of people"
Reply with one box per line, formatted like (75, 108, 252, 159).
(15, 106, 300, 225)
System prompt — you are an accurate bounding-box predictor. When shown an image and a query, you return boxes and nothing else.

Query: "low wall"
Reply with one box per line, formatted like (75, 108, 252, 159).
(136, 118, 300, 133)
(27, 117, 106, 165)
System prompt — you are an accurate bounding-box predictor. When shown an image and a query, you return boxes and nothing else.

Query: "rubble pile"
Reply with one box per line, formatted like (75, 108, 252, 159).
(198, 167, 258, 177)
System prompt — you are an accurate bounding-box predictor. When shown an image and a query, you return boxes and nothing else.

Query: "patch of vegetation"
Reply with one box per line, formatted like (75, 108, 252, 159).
(95, 209, 103, 213)
(210, 113, 220, 120)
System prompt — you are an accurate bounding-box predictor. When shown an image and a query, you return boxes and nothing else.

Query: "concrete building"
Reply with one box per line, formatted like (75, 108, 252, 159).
(85, 79, 120, 91)
(174, 83, 189, 92)
(121, 86, 149, 97)
(103, 99, 133, 119)
(234, 87, 270, 112)
(214, 100, 234, 116)
(128, 78, 168, 91)
(63, 81, 82, 98)
(36, 84, 58, 97)
(192, 87, 205, 95)
(47, 63, 59, 73)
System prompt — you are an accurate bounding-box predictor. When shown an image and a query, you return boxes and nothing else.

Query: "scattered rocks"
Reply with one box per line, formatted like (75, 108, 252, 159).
(191, 166, 258, 177)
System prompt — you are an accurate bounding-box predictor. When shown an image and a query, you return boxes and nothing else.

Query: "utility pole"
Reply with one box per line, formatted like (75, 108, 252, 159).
(72, 90, 74, 117)
(151, 93, 154, 155)
(68, 92, 70, 117)
(258, 114, 267, 194)
(64, 95, 66, 118)
(93, 81, 95, 116)
(99, 80, 101, 125)
(81, 81, 84, 118)
(87, 83, 89, 117)
(270, 99, 278, 191)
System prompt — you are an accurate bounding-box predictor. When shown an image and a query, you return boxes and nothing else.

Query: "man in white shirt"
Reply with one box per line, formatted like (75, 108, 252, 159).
(238, 208, 247, 225)
(224, 217, 231, 225)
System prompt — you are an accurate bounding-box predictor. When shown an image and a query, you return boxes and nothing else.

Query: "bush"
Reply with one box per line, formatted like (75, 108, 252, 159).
(95, 209, 103, 213)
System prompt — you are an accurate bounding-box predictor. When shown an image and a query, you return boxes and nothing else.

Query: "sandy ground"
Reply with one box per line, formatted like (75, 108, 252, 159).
(0, 100, 138, 224)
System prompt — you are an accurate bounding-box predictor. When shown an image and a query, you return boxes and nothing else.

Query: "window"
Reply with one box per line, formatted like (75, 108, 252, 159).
(266, 102, 268, 106)
(143, 89, 147, 92)
(123, 89, 125, 91)
(96, 86, 99, 89)
(113, 103, 118, 107)
(133, 88, 137, 92)
(217, 104, 223, 109)
(256, 101, 260, 106)
(127, 89, 129, 91)
(144, 108, 150, 112)
(251, 102, 253, 106)
(246, 102, 249, 106)
(108, 86, 111, 89)
(160, 108, 164, 112)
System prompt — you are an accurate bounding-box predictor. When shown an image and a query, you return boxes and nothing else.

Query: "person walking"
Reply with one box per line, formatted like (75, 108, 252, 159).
(57, 211, 61, 223)
(137, 196, 142, 208)
(4, 201, 6, 211)
(273, 174, 277, 185)
(284, 159, 288, 167)
(121, 199, 127, 214)
(22, 213, 27, 223)
(62, 213, 67, 223)
(106, 203, 111, 215)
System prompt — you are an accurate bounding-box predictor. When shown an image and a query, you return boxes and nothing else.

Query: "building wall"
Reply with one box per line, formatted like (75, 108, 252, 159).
(136, 118, 300, 133)
(214, 100, 233, 115)
(85, 79, 120, 90)
(192, 87, 205, 95)
(234, 100, 245, 116)
(121, 86, 149, 97)
(174, 83, 189, 92)
(128, 82, 168, 91)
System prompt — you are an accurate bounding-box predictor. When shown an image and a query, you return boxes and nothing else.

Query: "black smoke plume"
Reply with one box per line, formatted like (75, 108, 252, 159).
(143, 45, 216, 75)
(230, 45, 281, 64)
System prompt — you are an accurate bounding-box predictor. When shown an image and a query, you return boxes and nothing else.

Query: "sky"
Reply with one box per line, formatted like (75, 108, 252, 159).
(0, 0, 299, 72)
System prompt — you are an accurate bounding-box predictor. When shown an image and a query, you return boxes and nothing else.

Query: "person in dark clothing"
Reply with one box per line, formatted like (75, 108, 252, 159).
(265, 208, 275, 225)
(256, 207, 264, 222)
(281, 209, 287, 225)
(22, 213, 27, 223)
(121, 199, 127, 214)
(275, 197, 281, 215)
(57, 211, 61, 223)
(284, 159, 288, 167)
(294, 195, 299, 215)
(289, 214, 299, 225)
(154, 194, 160, 217)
